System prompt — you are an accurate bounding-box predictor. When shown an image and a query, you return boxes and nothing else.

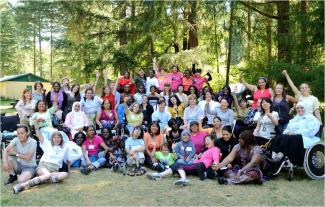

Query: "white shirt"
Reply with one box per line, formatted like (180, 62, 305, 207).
(40, 138, 69, 168)
(297, 94, 319, 115)
(66, 141, 83, 163)
(256, 111, 279, 139)
(198, 100, 221, 124)
(146, 77, 159, 95)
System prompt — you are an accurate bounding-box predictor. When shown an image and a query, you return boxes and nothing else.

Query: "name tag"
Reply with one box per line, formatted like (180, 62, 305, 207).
(89, 145, 95, 150)
(185, 147, 192, 152)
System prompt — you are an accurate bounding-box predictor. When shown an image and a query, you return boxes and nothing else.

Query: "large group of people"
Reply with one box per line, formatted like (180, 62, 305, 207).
(2, 60, 323, 194)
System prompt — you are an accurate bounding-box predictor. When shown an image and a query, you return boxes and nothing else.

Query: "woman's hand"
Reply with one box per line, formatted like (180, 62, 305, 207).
(86, 160, 91, 166)
(234, 170, 241, 181)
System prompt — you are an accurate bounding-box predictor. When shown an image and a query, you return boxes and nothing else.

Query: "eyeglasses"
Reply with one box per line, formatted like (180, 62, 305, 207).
(296, 107, 304, 109)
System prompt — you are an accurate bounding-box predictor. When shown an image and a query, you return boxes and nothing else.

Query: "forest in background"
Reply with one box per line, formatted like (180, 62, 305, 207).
(0, 0, 324, 99)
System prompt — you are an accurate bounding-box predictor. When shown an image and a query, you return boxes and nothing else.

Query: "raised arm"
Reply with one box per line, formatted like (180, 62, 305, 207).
(232, 93, 240, 114)
(92, 70, 101, 93)
(35, 124, 45, 144)
(103, 69, 108, 86)
(282, 70, 300, 96)
(152, 57, 158, 74)
(240, 75, 257, 93)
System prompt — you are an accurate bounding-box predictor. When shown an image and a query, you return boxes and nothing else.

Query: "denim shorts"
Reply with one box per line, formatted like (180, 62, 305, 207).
(17, 161, 36, 176)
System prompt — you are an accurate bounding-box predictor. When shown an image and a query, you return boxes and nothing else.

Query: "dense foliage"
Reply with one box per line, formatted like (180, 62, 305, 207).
(0, 0, 323, 99)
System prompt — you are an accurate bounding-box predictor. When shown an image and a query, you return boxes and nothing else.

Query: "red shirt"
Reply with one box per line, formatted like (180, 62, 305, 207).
(101, 94, 115, 110)
(118, 78, 135, 94)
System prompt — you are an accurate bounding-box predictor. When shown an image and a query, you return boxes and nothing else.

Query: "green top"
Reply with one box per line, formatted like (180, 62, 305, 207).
(154, 151, 176, 166)
(126, 111, 143, 127)
(31, 105, 57, 128)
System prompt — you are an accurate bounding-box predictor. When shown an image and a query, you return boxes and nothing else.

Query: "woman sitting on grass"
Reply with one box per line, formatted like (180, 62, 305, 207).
(215, 130, 263, 185)
(13, 125, 70, 194)
(80, 126, 109, 175)
(125, 127, 146, 176)
(147, 135, 220, 186)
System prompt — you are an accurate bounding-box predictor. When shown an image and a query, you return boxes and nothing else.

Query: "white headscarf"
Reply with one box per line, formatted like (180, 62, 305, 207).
(71, 102, 85, 129)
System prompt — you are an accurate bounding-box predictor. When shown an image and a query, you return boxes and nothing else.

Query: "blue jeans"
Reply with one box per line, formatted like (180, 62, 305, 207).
(71, 160, 81, 168)
(175, 159, 194, 165)
(81, 151, 106, 168)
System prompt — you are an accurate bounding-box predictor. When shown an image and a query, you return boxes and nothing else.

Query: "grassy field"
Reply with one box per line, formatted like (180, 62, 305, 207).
(1, 167, 324, 206)
(0, 97, 17, 115)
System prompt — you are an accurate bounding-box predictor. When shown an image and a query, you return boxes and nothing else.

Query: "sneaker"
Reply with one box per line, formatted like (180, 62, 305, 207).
(183, 179, 191, 186)
(88, 164, 95, 170)
(80, 168, 90, 175)
(13, 184, 24, 194)
(146, 173, 162, 181)
(113, 163, 120, 172)
(174, 179, 186, 186)
(5, 174, 17, 185)
(217, 177, 228, 185)
(267, 156, 285, 165)
(128, 168, 136, 176)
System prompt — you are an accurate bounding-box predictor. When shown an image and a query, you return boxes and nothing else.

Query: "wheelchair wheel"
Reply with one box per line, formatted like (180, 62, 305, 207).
(303, 142, 324, 180)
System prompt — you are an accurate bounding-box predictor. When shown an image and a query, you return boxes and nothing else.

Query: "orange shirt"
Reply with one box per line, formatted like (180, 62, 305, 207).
(182, 77, 193, 92)
(144, 132, 164, 152)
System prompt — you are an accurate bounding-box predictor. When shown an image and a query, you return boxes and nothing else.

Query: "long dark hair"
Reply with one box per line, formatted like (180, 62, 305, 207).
(34, 100, 47, 112)
(261, 98, 274, 115)
(168, 94, 181, 107)
(148, 121, 160, 136)
(239, 130, 256, 146)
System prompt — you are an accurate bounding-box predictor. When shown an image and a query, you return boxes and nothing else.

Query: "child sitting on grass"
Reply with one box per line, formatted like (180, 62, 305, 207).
(125, 127, 146, 176)
(173, 130, 195, 165)
(154, 143, 176, 172)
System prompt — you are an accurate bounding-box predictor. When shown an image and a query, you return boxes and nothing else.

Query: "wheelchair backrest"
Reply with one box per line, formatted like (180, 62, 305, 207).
(0, 114, 20, 132)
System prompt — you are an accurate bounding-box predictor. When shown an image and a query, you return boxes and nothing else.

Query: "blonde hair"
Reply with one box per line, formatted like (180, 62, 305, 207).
(22, 88, 32, 105)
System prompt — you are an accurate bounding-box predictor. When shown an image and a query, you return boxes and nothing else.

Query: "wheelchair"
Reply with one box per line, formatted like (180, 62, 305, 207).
(1, 114, 20, 156)
(262, 140, 324, 181)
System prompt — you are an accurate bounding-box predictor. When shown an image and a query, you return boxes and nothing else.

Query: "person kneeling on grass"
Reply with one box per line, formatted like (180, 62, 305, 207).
(13, 125, 70, 194)
(80, 126, 110, 175)
(147, 135, 220, 186)
(214, 130, 263, 185)
(2, 125, 37, 185)
(125, 127, 146, 176)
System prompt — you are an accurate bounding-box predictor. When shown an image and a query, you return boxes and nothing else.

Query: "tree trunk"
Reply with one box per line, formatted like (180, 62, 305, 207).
(226, 2, 235, 86)
(213, 4, 219, 73)
(300, 0, 307, 64)
(277, 1, 290, 62)
(188, 1, 198, 49)
(118, 2, 127, 74)
(266, 4, 273, 65)
(33, 16, 36, 75)
(50, 5, 53, 81)
(247, 1, 251, 61)
(38, 12, 43, 77)
(182, 8, 188, 50)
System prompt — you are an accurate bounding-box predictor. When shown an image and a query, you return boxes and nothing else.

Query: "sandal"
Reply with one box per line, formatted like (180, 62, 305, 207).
(127, 168, 136, 176)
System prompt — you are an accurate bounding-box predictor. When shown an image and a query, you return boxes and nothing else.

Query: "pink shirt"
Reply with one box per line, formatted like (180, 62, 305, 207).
(192, 76, 208, 91)
(194, 146, 220, 169)
(83, 135, 103, 156)
(252, 88, 271, 109)
(167, 72, 183, 91)
(190, 131, 208, 154)
(156, 71, 171, 91)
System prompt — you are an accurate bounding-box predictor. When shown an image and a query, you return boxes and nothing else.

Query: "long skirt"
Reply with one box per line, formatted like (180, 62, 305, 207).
(269, 134, 305, 166)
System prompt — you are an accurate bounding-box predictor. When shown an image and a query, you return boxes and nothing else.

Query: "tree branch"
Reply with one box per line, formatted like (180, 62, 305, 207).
(239, 1, 288, 20)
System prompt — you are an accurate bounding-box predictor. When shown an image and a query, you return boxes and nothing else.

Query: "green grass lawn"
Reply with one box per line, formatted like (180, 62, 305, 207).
(0, 97, 17, 115)
(1, 168, 324, 206)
